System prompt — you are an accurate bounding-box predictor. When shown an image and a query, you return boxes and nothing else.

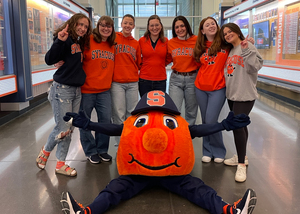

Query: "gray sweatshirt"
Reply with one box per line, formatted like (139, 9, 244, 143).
(224, 42, 263, 101)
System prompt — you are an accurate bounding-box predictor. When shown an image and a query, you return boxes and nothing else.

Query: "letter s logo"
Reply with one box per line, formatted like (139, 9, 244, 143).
(147, 91, 165, 107)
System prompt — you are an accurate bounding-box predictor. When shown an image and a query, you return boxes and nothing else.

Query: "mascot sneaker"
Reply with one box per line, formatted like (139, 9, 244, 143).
(61, 192, 90, 214)
(223, 188, 257, 214)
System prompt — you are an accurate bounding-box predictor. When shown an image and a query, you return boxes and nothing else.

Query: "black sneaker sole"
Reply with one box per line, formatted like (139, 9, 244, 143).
(87, 157, 101, 164)
(247, 189, 257, 214)
(99, 157, 112, 162)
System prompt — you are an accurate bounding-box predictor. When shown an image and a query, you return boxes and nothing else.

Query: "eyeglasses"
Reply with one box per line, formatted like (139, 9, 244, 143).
(99, 23, 112, 29)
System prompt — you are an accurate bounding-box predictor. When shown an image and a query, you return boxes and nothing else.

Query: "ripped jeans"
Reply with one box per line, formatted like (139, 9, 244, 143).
(44, 81, 81, 161)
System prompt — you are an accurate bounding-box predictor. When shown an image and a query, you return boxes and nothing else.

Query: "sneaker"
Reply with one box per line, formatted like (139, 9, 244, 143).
(202, 156, 212, 163)
(214, 158, 224, 163)
(235, 164, 247, 182)
(60, 192, 90, 214)
(224, 155, 249, 166)
(87, 154, 101, 164)
(223, 188, 257, 214)
(99, 153, 112, 162)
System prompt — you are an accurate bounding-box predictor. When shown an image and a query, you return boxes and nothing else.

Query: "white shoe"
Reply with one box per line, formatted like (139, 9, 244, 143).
(214, 158, 224, 163)
(235, 164, 247, 182)
(224, 155, 248, 166)
(202, 156, 212, 163)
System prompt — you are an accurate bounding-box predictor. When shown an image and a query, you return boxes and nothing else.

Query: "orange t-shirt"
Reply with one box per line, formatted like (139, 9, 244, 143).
(139, 36, 168, 81)
(113, 32, 142, 83)
(81, 35, 115, 94)
(194, 41, 228, 91)
(167, 35, 198, 72)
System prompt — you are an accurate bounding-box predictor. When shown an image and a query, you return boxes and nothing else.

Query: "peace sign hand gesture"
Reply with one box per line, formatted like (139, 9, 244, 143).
(58, 24, 69, 41)
(240, 35, 249, 49)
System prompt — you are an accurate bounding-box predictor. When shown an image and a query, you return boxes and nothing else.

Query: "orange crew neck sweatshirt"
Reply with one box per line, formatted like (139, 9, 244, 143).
(81, 35, 115, 94)
(167, 35, 198, 72)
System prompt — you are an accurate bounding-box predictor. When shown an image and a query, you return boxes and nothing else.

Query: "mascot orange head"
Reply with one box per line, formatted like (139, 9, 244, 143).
(117, 91, 195, 176)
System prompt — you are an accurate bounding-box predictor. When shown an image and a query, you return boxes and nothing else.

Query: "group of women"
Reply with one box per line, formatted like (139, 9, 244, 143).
(35, 13, 263, 183)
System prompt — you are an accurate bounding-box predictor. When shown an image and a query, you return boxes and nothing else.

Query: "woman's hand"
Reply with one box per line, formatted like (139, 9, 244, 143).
(58, 24, 69, 41)
(54, 60, 65, 68)
(241, 35, 249, 49)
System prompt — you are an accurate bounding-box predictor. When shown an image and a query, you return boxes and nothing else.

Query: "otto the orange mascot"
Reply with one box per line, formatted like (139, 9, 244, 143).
(61, 91, 256, 214)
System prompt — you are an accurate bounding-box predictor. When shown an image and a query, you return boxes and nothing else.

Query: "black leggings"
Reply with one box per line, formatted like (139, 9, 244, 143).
(227, 99, 255, 164)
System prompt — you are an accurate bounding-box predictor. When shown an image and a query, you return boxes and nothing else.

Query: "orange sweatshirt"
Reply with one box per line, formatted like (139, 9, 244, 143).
(167, 35, 198, 72)
(194, 41, 228, 91)
(81, 34, 115, 94)
(139, 36, 169, 81)
(113, 32, 142, 83)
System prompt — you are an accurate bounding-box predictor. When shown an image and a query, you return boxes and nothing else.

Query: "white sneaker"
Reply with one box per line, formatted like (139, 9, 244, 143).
(202, 156, 212, 163)
(214, 158, 224, 163)
(235, 164, 247, 182)
(224, 155, 248, 166)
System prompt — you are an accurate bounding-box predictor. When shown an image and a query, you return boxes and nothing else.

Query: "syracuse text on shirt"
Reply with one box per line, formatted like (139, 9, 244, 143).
(115, 44, 137, 60)
(171, 47, 193, 57)
(91, 50, 114, 61)
(225, 55, 244, 68)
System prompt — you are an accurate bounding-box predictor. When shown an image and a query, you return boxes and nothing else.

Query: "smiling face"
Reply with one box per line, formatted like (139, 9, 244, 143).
(148, 19, 162, 37)
(201, 18, 218, 39)
(223, 27, 241, 46)
(98, 20, 113, 41)
(75, 17, 89, 37)
(121, 17, 135, 37)
(174, 20, 187, 37)
(117, 111, 195, 176)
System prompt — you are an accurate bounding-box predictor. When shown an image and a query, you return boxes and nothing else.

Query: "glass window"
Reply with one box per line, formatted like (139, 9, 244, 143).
(228, 11, 249, 37)
(27, 0, 72, 72)
(135, 0, 155, 17)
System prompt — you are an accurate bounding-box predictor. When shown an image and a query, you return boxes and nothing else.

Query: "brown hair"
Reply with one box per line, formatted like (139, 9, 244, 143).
(54, 13, 92, 51)
(193, 17, 222, 62)
(93, 16, 116, 47)
(122, 14, 135, 23)
(220, 23, 245, 49)
(171, 16, 193, 39)
(144, 15, 165, 43)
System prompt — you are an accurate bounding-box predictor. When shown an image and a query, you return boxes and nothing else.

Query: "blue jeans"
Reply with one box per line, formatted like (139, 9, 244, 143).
(111, 82, 139, 125)
(79, 91, 111, 156)
(87, 175, 225, 214)
(44, 81, 81, 161)
(168, 72, 198, 125)
(138, 78, 166, 97)
(195, 87, 226, 159)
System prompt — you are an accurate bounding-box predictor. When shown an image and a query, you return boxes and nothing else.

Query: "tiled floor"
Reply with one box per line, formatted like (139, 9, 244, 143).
(0, 90, 299, 213)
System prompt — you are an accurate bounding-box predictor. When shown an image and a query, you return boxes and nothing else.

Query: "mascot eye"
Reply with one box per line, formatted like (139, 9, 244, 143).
(134, 115, 149, 128)
(163, 116, 178, 130)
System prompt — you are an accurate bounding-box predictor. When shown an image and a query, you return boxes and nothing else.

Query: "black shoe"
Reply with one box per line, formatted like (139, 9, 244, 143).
(99, 153, 112, 162)
(224, 188, 257, 214)
(87, 154, 101, 164)
(61, 192, 87, 214)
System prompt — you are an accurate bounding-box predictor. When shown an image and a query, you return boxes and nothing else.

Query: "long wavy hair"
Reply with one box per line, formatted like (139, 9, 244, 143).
(144, 15, 165, 43)
(54, 13, 92, 51)
(93, 16, 116, 47)
(171, 16, 193, 39)
(220, 23, 245, 50)
(193, 17, 222, 62)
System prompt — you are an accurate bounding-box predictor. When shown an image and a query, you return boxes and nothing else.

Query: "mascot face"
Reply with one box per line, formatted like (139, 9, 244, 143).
(117, 91, 195, 176)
